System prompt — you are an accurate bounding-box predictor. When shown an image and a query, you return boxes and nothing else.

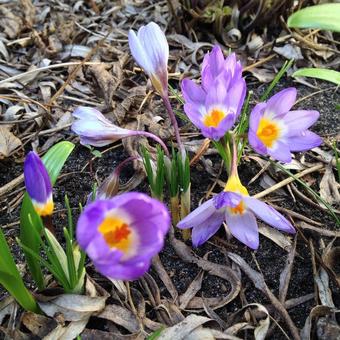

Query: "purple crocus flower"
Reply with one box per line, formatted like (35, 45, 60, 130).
(248, 88, 322, 163)
(76, 192, 170, 280)
(24, 151, 54, 216)
(71, 107, 169, 155)
(181, 45, 246, 140)
(177, 172, 295, 249)
(128, 22, 169, 96)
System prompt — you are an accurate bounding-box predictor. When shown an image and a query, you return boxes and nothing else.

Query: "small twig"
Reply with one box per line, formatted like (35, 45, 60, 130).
(254, 163, 324, 199)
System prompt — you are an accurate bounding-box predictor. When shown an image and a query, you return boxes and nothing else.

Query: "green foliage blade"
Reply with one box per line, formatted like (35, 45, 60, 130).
(292, 68, 340, 85)
(287, 4, 340, 32)
(0, 229, 38, 312)
(20, 141, 75, 289)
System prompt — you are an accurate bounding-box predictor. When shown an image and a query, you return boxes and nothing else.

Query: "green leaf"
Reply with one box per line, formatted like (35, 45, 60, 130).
(0, 229, 38, 312)
(292, 68, 340, 86)
(287, 4, 340, 32)
(146, 328, 164, 340)
(20, 141, 75, 289)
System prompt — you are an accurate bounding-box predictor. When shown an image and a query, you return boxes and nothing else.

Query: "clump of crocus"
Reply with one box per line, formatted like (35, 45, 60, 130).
(181, 45, 246, 140)
(248, 88, 322, 163)
(177, 140, 295, 249)
(24, 151, 53, 216)
(77, 192, 170, 280)
(71, 107, 169, 156)
(128, 22, 169, 97)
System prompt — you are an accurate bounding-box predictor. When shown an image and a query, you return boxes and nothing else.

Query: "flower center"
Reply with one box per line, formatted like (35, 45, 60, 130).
(33, 196, 54, 216)
(229, 200, 245, 215)
(256, 118, 280, 147)
(98, 216, 131, 253)
(203, 109, 225, 128)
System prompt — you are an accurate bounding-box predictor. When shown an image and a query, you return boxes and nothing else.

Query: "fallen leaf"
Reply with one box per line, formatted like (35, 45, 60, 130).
(319, 163, 340, 206)
(0, 127, 22, 159)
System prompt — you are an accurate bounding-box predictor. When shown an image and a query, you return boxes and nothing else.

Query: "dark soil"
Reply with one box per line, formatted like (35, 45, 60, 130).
(0, 79, 339, 339)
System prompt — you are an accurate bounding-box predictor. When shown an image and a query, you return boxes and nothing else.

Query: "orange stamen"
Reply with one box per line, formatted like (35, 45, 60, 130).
(203, 109, 225, 128)
(256, 118, 280, 147)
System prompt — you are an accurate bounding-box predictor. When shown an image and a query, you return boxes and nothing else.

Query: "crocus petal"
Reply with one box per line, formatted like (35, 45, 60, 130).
(280, 110, 320, 136)
(191, 211, 225, 247)
(201, 45, 225, 89)
(183, 102, 207, 127)
(181, 78, 206, 105)
(200, 113, 235, 140)
(268, 140, 292, 163)
(248, 129, 267, 155)
(24, 151, 53, 216)
(265, 88, 297, 118)
(177, 199, 216, 230)
(245, 197, 295, 233)
(285, 130, 322, 151)
(205, 78, 228, 108)
(249, 102, 266, 131)
(225, 210, 259, 249)
(226, 78, 246, 117)
(77, 193, 170, 281)
(213, 191, 242, 209)
(139, 22, 169, 72)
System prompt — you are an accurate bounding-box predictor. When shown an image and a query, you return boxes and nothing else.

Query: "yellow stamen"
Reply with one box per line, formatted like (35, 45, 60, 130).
(256, 118, 280, 147)
(33, 199, 54, 216)
(98, 217, 131, 253)
(203, 109, 225, 128)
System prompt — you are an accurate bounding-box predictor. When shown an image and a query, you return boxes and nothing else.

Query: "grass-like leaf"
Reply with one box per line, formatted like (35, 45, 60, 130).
(287, 3, 340, 32)
(0, 229, 38, 312)
(20, 141, 75, 290)
(292, 68, 340, 86)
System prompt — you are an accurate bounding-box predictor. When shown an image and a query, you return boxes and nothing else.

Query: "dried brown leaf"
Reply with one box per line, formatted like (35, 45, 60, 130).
(319, 163, 340, 206)
(0, 127, 22, 159)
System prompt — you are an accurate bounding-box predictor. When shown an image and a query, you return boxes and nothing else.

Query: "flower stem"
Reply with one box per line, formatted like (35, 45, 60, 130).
(161, 95, 184, 152)
(132, 131, 169, 157)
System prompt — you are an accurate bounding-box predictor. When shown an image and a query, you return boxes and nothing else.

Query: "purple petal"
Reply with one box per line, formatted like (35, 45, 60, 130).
(280, 110, 320, 136)
(249, 102, 266, 131)
(201, 45, 225, 89)
(265, 88, 297, 118)
(213, 191, 242, 209)
(245, 197, 295, 233)
(24, 151, 52, 204)
(129, 29, 154, 74)
(183, 102, 206, 127)
(177, 199, 216, 230)
(200, 113, 235, 140)
(191, 211, 224, 247)
(227, 78, 246, 117)
(205, 78, 228, 108)
(285, 130, 322, 151)
(181, 78, 206, 105)
(248, 129, 267, 155)
(225, 210, 259, 249)
(268, 141, 292, 163)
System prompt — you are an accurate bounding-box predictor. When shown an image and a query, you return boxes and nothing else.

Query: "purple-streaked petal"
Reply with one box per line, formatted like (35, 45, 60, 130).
(202, 45, 225, 89)
(265, 88, 297, 118)
(213, 191, 242, 209)
(177, 199, 216, 230)
(24, 151, 52, 205)
(139, 22, 169, 72)
(72, 107, 112, 125)
(225, 210, 259, 249)
(285, 130, 322, 151)
(191, 211, 225, 247)
(129, 29, 154, 75)
(245, 197, 295, 233)
(280, 110, 320, 136)
(181, 78, 206, 105)
(268, 140, 292, 163)
(205, 78, 228, 108)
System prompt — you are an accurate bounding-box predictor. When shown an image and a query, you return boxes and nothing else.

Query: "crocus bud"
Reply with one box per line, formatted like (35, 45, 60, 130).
(128, 22, 169, 96)
(24, 151, 54, 216)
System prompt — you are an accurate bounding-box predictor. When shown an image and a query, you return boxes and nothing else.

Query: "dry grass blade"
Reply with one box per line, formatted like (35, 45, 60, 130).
(227, 252, 300, 340)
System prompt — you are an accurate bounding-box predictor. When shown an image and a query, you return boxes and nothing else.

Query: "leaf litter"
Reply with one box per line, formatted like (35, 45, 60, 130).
(0, 0, 339, 339)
